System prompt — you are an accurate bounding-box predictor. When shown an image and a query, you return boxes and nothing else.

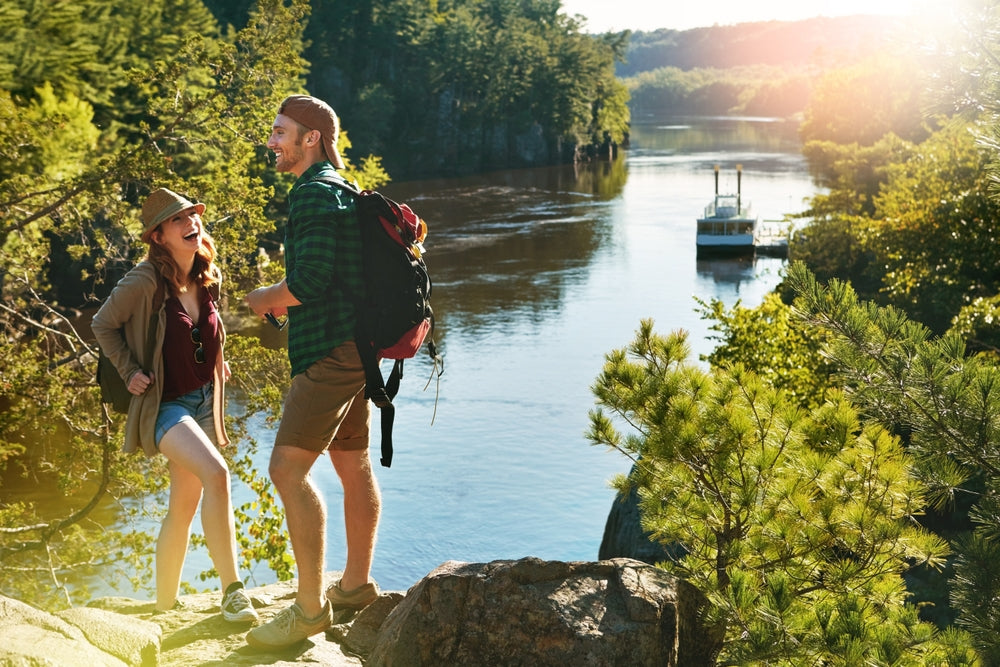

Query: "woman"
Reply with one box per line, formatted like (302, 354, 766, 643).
(92, 188, 258, 623)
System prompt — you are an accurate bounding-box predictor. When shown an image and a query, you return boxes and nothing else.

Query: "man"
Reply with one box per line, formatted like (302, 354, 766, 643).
(244, 95, 381, 649)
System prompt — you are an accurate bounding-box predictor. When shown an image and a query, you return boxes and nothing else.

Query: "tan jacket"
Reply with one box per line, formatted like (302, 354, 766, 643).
(92, 261, 229, 456)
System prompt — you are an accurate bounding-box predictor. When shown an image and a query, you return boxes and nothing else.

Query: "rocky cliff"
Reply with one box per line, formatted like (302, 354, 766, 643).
(0, 557, 722, 666)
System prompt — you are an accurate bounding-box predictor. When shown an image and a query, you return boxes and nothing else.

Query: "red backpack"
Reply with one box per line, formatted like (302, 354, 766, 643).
(318, 174, 443, 467)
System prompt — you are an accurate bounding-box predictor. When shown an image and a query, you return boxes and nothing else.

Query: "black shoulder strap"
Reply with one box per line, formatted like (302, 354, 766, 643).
(142, 276, 166, 370)
(355, 340, 401, 468)
(312, 172, 360, 196)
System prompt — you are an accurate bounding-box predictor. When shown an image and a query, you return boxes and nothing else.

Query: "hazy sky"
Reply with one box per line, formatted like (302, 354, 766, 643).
(559, 0, 929, 33)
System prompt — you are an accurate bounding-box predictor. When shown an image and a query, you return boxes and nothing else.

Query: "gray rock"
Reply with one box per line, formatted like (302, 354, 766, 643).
(365, 557, 722, 667)
(91, 579, 363, 666)
(57, 606, 161, 666)
(0, 596, 130, 666)
(599, 464, 683, 565)
(2, 559, 722, 666)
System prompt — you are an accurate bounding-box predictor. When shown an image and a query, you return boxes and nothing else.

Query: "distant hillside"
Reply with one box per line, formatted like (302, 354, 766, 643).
(619, 15, 902, 77)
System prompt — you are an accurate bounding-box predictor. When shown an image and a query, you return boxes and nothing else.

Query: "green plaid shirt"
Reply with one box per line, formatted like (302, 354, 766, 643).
(284, 161, 363, 377)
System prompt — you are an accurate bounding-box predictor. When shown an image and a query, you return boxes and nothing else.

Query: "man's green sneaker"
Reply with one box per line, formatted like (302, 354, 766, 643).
(325, 579, 379, 611)
(245, 601, 332, 650)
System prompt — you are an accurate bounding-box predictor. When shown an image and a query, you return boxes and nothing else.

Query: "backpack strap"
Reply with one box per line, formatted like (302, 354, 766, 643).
(142, 276, 166, 371)
(310, 173, 399, 467)
(355, 339, 400, 467)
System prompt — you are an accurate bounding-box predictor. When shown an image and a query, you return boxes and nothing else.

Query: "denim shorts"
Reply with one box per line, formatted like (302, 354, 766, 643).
(155, 382, 216, 448)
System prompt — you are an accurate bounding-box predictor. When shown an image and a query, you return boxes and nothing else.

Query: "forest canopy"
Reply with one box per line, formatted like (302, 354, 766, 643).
(622, 15, 921, 120)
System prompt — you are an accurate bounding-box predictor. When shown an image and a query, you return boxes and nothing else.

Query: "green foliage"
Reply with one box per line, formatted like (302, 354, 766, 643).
(800, 52, 931, 147)
(298, 0, 630, 176)
(792, 1, 1000, 338)
(787, 261, 1000, 660)
(949, 532, 1000, 664)
(868, 120, 1000, 333)
(949, 295, 1000, 357)
(699, 292, 834, 409)
(800, 133, 916, 215)
(794, 119, 1000, 336)
(588, 319, 961, 664)
(626, 65, 812, 118)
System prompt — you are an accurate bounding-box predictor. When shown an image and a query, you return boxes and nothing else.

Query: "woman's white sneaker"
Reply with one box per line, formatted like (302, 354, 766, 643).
(221, 582, 259, 624)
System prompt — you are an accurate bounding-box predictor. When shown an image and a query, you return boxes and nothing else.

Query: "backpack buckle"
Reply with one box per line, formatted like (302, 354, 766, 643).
(368, 387, 393, 409)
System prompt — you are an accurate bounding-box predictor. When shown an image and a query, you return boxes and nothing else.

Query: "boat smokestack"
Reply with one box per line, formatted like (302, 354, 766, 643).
(714, 164, 719, 195)
(736, 163, 742, 210)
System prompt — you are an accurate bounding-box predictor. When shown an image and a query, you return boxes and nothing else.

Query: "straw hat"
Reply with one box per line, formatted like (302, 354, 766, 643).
(141, 188, 205, 241)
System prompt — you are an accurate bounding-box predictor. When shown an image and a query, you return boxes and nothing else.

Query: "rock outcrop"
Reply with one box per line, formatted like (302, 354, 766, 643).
(0, 595, 160, 666)
(361, 557, 720, 666)
(1, 557, 723, 666)
(600, 464, 685, 566)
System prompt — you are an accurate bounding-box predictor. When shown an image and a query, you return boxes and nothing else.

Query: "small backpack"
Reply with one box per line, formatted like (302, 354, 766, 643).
(96, 277, 165, 414)
(317, 174, 443, 468)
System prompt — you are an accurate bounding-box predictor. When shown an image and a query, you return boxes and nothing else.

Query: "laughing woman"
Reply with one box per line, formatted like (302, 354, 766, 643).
(92, 188, 258, 623)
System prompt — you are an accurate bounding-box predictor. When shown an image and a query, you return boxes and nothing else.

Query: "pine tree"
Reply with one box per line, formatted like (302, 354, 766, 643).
(588, 318, 976, 664)
(788, 261, 1000, 662)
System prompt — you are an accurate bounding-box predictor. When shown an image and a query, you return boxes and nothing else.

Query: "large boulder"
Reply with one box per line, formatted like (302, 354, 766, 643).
(364, 556, 722, 666)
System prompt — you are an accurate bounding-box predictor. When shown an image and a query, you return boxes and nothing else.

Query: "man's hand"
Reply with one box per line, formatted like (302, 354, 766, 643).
(244, 279, 298, 320)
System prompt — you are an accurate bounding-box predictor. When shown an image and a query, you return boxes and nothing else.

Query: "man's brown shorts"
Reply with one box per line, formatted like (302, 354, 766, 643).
(274, 340, 370, 453)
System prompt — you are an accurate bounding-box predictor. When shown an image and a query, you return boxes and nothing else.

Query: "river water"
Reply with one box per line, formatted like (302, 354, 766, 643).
(296, 115, 818, 592)
(11, 116, 821, 599)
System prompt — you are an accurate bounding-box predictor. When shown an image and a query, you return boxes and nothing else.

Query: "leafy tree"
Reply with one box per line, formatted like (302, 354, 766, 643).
(698, 292, 834, 410)
(799, 52, 931, 148)
(866, 119, 1000, 334)
(0, 0, 338, 609)
(800, 133, 916, 216)
(789, 133, 920, 307)
(297, 0, 630, 177)
(794, 118, 1000, 336)
(949, 294, 1000, 356)
(787, 261, 1000, 662)
(626, 65, 811, 119)
(588, 319, 973, 665)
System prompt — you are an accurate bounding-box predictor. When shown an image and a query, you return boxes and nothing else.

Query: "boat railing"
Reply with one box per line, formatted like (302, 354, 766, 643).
(704, 195, 752, 219)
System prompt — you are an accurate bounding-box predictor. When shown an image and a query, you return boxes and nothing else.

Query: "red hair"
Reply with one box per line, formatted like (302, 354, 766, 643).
(146, 233, 221, 295)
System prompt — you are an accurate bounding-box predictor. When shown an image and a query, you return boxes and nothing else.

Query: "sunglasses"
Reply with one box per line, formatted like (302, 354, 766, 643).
(191, 326, 206, 363)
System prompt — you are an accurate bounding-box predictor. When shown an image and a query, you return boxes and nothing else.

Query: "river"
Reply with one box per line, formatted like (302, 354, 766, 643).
(281, 115, 818, 592)
(12, 116, 822, 599)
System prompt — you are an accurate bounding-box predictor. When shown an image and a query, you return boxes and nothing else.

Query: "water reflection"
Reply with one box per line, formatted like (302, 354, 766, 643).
(630, 116, 802, 155)
(696, 257, 758, 286)
(381, 160, 627, 334)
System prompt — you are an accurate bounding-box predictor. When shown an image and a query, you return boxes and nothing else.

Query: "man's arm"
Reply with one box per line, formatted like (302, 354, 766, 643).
(244, 277, 301, 318)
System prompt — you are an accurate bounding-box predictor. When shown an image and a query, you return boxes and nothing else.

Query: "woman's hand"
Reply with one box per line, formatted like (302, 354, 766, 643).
(128, 370, 154, 395)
